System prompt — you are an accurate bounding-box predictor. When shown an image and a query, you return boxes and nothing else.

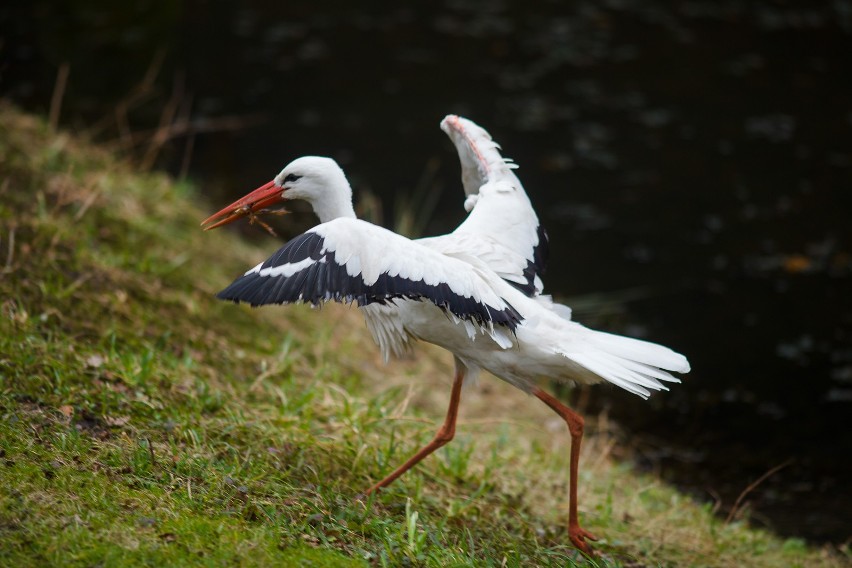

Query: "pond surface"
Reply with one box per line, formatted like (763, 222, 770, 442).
(3, 0, 851, 544)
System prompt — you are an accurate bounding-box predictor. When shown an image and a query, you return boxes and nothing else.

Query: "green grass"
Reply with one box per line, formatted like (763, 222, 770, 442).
(0, 102, 847, 567)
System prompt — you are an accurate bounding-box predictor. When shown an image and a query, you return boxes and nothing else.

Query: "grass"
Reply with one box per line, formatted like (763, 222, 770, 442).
(0, 101, 847, 567)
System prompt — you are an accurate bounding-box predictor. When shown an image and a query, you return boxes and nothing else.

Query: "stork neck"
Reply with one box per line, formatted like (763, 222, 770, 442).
(311, 182, 357, 223)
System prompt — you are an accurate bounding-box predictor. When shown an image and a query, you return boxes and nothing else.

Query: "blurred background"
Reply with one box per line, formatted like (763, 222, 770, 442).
(2, 0, 850, 544)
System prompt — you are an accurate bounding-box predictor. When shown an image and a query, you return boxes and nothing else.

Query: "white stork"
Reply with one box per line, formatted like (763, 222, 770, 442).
(201, 116, 690, 554)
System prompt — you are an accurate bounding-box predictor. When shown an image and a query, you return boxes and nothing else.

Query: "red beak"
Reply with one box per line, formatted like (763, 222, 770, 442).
(200, 180, 285, 230)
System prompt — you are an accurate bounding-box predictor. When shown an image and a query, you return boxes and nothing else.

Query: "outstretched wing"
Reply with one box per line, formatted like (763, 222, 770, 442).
(217, 217, 522, 331)
(440, 115, 549, 297)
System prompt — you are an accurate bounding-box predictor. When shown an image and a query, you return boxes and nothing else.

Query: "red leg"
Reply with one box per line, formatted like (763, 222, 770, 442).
(364, 364, 465, 495)
(533, 388, 599, 555)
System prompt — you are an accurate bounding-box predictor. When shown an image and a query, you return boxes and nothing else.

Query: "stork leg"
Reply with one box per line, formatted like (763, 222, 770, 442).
(533, 388, 598, 555)
(364, 364, 465, 495)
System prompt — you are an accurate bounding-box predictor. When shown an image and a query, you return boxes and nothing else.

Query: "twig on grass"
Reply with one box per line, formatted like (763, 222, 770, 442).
(726, 458, 793, 524)
(146, 437, 157, 469)
(3, 225, 15, 273)
(49, 63, 70, 131)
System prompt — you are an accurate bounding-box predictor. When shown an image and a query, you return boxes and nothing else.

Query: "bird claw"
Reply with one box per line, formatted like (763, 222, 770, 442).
(569, 525, 599, 556)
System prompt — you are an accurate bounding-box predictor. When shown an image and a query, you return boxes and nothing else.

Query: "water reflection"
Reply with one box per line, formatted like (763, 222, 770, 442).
(3, 0, 851, 543)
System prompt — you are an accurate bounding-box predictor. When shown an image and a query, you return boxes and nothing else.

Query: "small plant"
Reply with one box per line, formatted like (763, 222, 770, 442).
(404, 498, 427, 560)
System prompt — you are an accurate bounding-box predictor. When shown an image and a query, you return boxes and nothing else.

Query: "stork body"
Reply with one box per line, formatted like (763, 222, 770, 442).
(202, 116, 690, 554)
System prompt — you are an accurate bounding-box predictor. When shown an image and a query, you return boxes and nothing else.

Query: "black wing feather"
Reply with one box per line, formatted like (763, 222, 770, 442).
(504, 225, 549, 296)
(217, 231, 521, 330)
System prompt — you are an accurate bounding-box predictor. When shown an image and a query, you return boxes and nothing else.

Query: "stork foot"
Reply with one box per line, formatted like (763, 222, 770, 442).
(569, 524, 598, 556)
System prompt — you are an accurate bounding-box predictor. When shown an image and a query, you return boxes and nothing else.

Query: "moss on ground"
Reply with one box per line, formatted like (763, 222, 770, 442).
(0, 103, 847, 567)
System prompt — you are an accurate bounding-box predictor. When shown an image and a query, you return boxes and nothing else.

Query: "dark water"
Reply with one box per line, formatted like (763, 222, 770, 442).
(3, 0, 851, 544)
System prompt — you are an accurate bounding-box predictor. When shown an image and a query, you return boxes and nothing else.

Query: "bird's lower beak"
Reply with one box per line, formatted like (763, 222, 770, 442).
(200, 180, 286, 230)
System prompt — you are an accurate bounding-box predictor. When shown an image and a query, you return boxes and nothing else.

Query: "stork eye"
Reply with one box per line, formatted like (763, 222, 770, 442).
(283, 174, 301, 183)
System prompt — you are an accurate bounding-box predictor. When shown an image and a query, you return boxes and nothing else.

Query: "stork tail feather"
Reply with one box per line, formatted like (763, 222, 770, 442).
(560, 329, 689, 399)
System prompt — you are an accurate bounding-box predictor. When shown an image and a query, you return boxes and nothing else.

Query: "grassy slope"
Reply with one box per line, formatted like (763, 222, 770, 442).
(0, 103, 846, 567)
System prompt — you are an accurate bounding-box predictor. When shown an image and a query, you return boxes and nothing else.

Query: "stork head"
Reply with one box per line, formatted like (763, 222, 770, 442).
(201, 156, 354, 230)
